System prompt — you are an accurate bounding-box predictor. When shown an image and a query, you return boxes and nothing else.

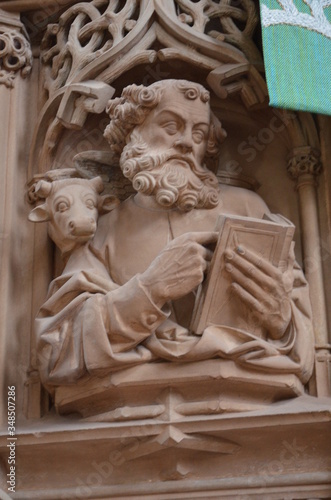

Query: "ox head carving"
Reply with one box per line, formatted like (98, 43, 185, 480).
(28, 176, 119, 255)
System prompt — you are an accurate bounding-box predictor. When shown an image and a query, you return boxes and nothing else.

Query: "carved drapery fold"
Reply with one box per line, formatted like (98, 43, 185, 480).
(0, 9, 32, 88)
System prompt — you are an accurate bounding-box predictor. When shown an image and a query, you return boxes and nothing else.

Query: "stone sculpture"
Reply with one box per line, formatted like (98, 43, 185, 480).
(28, 176, 119, 256)
(32, 79, 314, 406)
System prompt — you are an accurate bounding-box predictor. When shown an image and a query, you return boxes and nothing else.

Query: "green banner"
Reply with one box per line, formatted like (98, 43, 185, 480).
(259, 0, 331, 115)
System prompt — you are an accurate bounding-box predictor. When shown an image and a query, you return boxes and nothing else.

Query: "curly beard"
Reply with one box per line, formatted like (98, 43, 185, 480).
(120, 131, 220, 212)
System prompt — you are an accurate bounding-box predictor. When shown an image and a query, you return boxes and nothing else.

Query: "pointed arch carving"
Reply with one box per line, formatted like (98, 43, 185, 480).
(29, 0, 270, 177)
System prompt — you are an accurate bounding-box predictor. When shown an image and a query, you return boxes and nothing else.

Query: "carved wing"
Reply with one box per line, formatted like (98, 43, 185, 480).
(73, 150, 135, 201)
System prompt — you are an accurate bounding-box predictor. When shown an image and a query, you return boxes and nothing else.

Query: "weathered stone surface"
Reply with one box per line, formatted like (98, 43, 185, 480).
(0, 1, 330, 499)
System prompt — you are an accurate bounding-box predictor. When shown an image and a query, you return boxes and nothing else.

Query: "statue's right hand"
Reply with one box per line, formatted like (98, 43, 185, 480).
(140, 232, 217, 307)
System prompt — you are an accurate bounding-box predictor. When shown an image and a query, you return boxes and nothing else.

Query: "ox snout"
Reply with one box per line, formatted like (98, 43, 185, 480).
(68, 218, 97, 238)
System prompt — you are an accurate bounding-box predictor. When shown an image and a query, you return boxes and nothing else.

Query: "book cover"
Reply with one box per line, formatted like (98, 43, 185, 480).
(191, 213, 295, 336)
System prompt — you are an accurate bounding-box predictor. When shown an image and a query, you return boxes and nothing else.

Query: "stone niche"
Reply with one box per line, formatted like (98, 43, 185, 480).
(0, 1, 331, 499)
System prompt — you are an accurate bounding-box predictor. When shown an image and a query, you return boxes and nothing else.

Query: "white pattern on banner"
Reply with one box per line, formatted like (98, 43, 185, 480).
(261, 0, 331, 39)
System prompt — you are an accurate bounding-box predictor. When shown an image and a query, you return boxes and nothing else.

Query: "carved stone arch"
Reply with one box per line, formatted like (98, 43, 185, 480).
(0, 1, 330, 497)
(25, 0, 330, 417)
(28, 0, 268, 178)
(23, 0, 269, 420)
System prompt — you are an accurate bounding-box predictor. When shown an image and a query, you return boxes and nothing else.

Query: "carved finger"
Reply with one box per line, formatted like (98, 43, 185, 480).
(225, 252, 276, 290)
(226, 264, 273, 301)
(231, 283, 264, 314)
(230, 247, 279, 280)
(188, 231, 218, 246)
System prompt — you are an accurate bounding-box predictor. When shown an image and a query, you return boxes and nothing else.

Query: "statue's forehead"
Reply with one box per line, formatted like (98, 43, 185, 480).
(53, 182, 97, 197)
(152, 88, 210, 123)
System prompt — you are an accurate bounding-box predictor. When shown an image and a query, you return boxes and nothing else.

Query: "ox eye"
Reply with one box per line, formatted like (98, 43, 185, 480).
(85, 198, 95, 209)
(56, 201, 69, 212)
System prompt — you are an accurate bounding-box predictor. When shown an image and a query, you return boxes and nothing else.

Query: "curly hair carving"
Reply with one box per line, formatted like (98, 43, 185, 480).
(104, 79, 227, 172)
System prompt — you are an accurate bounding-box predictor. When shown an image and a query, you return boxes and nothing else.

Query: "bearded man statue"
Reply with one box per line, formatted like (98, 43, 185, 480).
(34, 80, 314, 404)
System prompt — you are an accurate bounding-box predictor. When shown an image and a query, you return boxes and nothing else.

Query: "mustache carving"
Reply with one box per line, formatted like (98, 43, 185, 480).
(120, 132, 220, 212)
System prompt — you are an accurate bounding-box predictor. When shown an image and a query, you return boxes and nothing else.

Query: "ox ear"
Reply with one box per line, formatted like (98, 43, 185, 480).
(28, 204, 50, 223)
(98, 195, 120, 214)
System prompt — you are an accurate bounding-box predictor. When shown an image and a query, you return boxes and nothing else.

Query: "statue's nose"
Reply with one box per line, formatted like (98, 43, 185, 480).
(174, 136, 193, 154)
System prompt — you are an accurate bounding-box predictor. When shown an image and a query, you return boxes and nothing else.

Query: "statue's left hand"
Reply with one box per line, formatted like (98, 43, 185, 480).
(224, 245, 295, 340)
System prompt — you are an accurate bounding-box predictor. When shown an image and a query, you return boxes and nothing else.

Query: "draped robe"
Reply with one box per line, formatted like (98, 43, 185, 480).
(35, 184, 314, 392)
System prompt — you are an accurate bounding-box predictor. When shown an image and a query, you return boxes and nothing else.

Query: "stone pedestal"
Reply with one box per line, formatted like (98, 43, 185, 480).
(54, 360, 304, 419)
(1, 397, 330, 499)
(0, 2, 330, 499)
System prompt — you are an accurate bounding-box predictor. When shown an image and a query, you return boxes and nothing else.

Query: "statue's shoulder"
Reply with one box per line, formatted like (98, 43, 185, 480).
(219, 184, 270, 218)
(93, 196, 135, 248)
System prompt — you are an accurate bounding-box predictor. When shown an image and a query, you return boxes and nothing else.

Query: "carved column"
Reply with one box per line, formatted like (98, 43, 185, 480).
(0, 8, 34, 425)
(0, 9, 32, 88)
(287, 146, 330, 397)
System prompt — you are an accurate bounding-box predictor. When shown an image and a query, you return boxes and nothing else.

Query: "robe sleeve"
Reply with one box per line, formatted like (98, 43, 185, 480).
(35, 252, 169, 388)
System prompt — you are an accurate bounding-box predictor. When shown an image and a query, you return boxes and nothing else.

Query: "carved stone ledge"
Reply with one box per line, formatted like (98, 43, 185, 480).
(0, 9, 32, 88)
(1, 397, 330, 498)
(287, 146, 322, 181)
(54, 360, 304, 419)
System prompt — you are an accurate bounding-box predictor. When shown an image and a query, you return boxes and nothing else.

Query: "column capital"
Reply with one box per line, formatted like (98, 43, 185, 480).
(0, 8, 32, 88)
(287, 146, 322, 180)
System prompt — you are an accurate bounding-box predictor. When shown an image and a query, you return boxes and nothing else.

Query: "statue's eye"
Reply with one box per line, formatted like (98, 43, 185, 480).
(85, 198, 95, 209)
(56, 201, 69, 212)
(192, 129, 206, 144)
(162, 121, 179, 135)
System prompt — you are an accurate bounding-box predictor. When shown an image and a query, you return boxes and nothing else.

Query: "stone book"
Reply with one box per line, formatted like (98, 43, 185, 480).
(191, 213, 295, 336)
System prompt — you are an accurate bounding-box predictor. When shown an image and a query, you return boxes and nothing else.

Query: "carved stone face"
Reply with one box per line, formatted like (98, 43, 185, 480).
(118, 84, 219, 211)
(28, 177, 119, 254)
(134, 86, 211, 168)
